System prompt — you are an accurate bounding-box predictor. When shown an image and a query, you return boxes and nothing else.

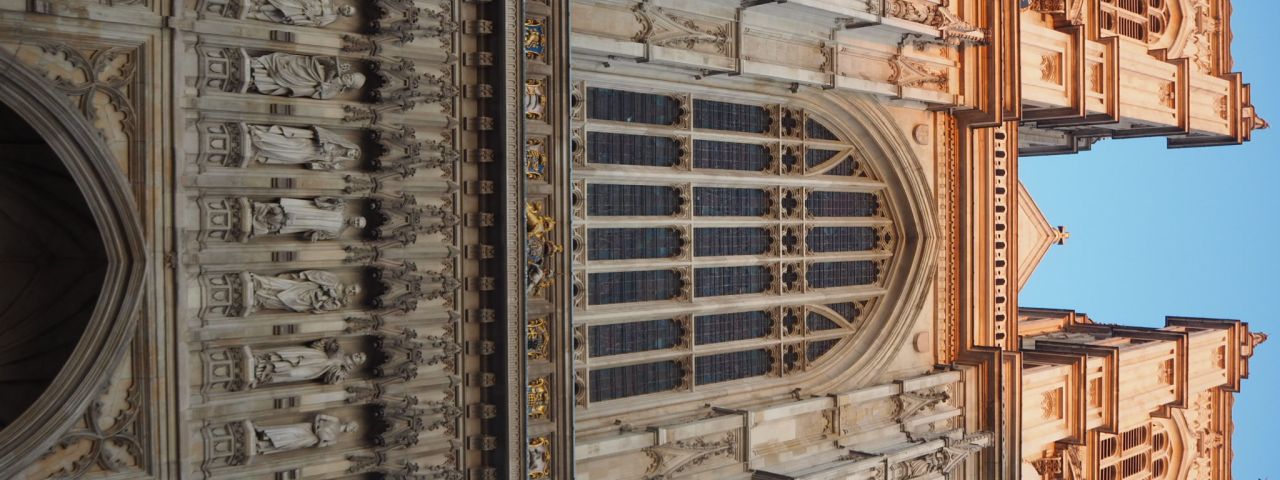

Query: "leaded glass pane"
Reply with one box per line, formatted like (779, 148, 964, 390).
(694, 227, 770, 257)
(695, 311, 772, 345)
(588, 228, 682, 261)
(695, 266, 771, 297)
(806, 261, 878, 289)
(590, 361, 683, 401)
(808, 227, 876, 253)
(588, 132, 680, 167)
(589, 319, 682, 357)
(588, 270, 682, 305)
(806, 191, 877, 217)
(824, 158, 858, 176)
(588, 184, 680, 217)
(587, 87, 681, 125)
(692, 140, 770, 171)
(826, 302, 861, 322)
(694, 187, 768, 217)
(805, 148, 841, 168)
(806, 313, 841, 332)
(806, 339, 840, 361)
(806, 118, 840, 140)
(694, 99, 770, 133)
(695, 349, 771, 385)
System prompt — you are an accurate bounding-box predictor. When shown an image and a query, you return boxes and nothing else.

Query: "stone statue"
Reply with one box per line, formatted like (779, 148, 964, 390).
(249, 270, 359, 314)
(254, 414, 358, 455)
(246, 0, 355, 27)
(251, 197, 366, 241)
(248, 124, 361, 170)
(250, 52, 365, 99)
(250, 339, 366, 388)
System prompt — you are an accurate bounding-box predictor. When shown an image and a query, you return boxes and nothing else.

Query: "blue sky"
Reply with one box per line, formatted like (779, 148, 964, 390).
(1017, 2, 1279, 475)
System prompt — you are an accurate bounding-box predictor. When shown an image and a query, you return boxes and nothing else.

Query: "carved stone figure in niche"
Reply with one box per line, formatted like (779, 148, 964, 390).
(254, 414, 358, 455)
(248, 125, 360, 170)
(250, 53, 365, 99)
(252, 197, 365, 241)
(250, 270, 359, 314)
(251, 339, 366, 388)
(247, 0, 355, 27)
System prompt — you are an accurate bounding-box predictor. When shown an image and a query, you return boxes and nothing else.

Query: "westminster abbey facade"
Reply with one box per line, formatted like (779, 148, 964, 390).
(0, 0, 1267, 478)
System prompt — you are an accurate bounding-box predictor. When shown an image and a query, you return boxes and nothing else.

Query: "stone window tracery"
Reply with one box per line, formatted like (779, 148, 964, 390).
(1099, 0, 1171, 44)
(574, 84, 899, 403)
(1098, 422, 1160, 479)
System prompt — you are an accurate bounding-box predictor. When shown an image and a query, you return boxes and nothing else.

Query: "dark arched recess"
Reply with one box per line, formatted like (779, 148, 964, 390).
(0, 49, 149, 476)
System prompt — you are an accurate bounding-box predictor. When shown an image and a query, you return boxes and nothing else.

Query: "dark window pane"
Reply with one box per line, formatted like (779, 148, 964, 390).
(808, 227, 876, 253)
(587, 88, 680, 125)
(694, 227, 771, 257)
(807, 261, 878, 289)
(825, 302, 862, 322)
(806, 118, 840, 140)
(696, 349, 771, 385)
(694, 187, 768, 217)
(590, 361, 683, 401)
(589, 270, 682, 305)
(695, 266, 771, 297)
(806, 191, 877, 217)
(806, 312, 841, 332)
(806, 148, 841, 168)
(824, 158, 858, 176)
(588, 184, 681, 217)
(589, 319, 682, 357)
(693, 140, 770, 171)
(695, 311, 772, 345)
(589, 228, 682, 261)
(588, 132, 680, 167)
(806, 339, 840, 361)
(694, 99, 770, 133)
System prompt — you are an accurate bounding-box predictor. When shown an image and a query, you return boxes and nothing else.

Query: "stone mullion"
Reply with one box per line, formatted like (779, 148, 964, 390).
(573, 287, 889, 324)
(579, 217, 893, 227)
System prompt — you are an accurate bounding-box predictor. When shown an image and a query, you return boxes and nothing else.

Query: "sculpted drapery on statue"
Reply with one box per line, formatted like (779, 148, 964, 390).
(250, 52, 365, 99)
(251, 197, 365, 241)
(251, 339, 366, 388)
(254, 414, 358, 455)
(246, 0, 355, 27)
(249, 270, 359, 314)
(248, 125, 360, 170)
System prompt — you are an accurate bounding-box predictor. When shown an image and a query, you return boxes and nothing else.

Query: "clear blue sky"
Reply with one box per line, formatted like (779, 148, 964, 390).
(1017, 2, 1279, 476)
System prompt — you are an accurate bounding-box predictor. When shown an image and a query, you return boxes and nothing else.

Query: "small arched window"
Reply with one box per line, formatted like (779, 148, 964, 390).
(1100, 0, 1171, 44)
(573, 85, 896, 403)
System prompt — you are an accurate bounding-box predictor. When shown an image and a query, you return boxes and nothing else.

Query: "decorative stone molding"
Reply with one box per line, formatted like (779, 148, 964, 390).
(631, 3, 732, 56)
(641, 432, 737, 479)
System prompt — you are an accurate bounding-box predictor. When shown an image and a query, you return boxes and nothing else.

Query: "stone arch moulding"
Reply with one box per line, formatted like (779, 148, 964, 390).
(791, 90, 939, 394)
(0, 48, 149, 476)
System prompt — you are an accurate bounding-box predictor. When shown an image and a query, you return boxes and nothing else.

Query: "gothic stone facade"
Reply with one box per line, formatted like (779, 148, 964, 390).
(0, 0, 1266, 479)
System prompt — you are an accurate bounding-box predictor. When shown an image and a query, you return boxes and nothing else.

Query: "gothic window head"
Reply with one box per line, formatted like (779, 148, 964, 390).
(569, 81, 933, 415)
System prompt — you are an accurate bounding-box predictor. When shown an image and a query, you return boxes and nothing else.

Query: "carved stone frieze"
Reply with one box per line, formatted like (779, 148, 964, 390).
(640, 432, 737, 479)
(631, 3, 732, 56)
(889, 55, 948, 90)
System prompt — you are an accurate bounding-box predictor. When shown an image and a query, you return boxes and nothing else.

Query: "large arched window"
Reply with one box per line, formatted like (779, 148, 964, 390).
(570, 83, 900, 405)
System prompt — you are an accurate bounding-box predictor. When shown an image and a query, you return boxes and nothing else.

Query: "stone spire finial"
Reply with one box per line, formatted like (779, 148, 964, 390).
(1054, 226, 1070, 245)
(1251, 332, 1268, 349)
